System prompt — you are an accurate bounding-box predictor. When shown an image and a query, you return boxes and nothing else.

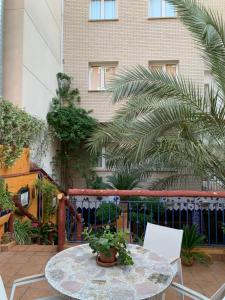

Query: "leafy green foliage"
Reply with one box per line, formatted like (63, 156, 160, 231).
(31, 223, 58, 245)
(47, 73, 97, 188)
(0, 99, 45, 167)
(181, 225, 211, 265)
(182, 225, 205, 251)
(86, 173, 108, 189)
(83, 227, 134, 265)
(0, 180, 14, 211)
(35, 179, 58, 223)
(47, 73, 96, 150)
(105, 168, 141, 190)
(96, 202, 121, 224)
(14, 219, 33, 245)
(88, 0, 225, 188)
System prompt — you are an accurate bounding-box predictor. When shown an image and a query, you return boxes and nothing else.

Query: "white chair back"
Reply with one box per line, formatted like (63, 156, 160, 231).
(143, 223, 183, 262)
(211, 283, 225, 300)
(0, 276, 8, 300)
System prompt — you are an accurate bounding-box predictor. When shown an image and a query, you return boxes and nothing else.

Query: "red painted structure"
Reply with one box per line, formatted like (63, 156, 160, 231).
(68, 189, 225, 198)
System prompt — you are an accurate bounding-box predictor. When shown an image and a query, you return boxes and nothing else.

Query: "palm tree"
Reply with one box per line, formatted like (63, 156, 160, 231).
(105, 168, 141, 190)
(89, 0, 225, 189)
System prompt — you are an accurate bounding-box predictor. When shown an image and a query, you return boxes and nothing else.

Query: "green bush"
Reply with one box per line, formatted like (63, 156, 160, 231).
(14, 219, 33, 245)
(96, 202, 121, 224)
(0, 99, 44, 167)
(0, 179, 14, 211)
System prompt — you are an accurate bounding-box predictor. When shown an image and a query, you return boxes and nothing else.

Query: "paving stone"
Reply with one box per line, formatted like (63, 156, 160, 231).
(0, 246, 224, 300)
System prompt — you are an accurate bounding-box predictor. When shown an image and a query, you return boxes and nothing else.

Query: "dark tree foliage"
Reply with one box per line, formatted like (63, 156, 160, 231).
(47, 73, 96, 150)
(47, 73, 97, 188)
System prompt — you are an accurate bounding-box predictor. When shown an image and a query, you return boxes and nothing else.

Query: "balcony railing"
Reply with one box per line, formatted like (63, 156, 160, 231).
(57, 189, 225, 251)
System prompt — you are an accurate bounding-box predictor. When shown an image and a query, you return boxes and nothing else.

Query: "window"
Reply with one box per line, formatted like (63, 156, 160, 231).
(90, 0, 117, 20)
(89, 63, 116, 91)
(94, 147, 107, 169)
(149, 62, 178, 76)
(149, 0, 176, 18)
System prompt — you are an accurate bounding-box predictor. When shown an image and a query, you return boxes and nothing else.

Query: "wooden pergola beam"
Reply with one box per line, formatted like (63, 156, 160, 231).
(68, 189, 225, 198)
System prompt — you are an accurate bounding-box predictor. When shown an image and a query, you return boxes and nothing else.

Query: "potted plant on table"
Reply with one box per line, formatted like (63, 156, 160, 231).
(83, 227, 134, 267)
(181, 225, 211, 266)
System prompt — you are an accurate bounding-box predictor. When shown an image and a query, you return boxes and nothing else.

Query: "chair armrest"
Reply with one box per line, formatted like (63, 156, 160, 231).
(171, 282, 209, 300)
(13, 273, 45, 284)
(169, 257, 180, 265)
(10, 274, 46, 300)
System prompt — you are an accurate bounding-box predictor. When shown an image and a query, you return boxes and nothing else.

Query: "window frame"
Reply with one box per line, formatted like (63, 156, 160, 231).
(148, 0, 176, 18)
(93, 147, 107, 170)
(89, 0, 118, 21)
(149, 61, 179, 76)
(88, 63, 117, 91)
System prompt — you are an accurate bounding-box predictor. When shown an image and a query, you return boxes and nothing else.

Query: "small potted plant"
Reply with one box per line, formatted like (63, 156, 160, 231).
(181, 225, 211, 266)
(83, 227, 134, 267)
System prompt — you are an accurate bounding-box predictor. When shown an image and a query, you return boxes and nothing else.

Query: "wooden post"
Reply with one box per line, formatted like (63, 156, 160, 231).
(57, 195, 66, 252)
(76, 213, 83, 241)
(8, 213, 14, 234)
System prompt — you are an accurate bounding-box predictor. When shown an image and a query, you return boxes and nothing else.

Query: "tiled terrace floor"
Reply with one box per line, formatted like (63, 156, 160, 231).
(0, 245, 224, 300)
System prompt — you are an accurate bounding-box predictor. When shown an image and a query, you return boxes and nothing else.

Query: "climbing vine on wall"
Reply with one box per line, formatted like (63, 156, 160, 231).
(47, 73, 97, 188)
(0, 99, 45, 167)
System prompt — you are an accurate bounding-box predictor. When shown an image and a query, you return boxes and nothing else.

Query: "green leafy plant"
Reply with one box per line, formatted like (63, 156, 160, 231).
(0, 99, 45, 167)
(31, 223, 58, 245)
(35, 179, 58, 223)
(83, 227, 134, 265)
(105, 168, 141, 190)
(0, 180, 14, 211)
(14, 219, 33, 245)
(0, 232, 14, 244)
(96, 202, 121, 224)
(47, 73, 97, 188)
(181, 225, 211, 266)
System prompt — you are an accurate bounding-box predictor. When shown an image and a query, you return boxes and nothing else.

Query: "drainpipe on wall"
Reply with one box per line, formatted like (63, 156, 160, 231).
(0, 0, 4, 96)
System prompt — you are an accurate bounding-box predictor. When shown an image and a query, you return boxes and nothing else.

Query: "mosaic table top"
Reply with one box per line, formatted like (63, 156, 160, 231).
(45, 244, 174, 300)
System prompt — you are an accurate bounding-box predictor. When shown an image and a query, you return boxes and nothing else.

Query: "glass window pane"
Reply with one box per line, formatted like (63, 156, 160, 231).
(150, 65, 163, 72)
(104, 67, 116, 88)
(166, 64, 177, 76)
(149, 0, 162, 17)
(90, 67, 101, 90)
(165, 1, 175, 17)
(90, 0, 101, 19)
(104, 0, 116, 19)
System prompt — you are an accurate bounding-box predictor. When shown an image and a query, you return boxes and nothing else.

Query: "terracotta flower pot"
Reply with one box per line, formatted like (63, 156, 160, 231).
(181, 256, 194, 267)
(99, 247, 117, 263)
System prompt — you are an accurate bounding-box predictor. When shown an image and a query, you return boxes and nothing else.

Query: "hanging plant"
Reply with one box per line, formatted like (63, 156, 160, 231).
(0, 99, 45, 167)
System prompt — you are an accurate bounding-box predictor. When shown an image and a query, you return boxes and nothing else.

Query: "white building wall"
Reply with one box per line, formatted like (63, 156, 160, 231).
(21, 0, 62, 176)
(3, 0, 62, 178)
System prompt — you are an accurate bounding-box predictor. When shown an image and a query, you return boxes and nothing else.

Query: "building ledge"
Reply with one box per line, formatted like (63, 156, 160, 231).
(147, 17, 177, 20)
(88, 19, 119, 22)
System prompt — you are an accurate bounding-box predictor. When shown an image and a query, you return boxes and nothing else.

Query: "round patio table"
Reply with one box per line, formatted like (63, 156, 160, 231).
(45, 244, 174, 300)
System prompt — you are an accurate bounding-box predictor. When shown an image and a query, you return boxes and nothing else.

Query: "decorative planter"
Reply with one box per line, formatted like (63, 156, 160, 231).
(0, 240, 16, 252)
(100, 247, 117, 263)
(181, 256, 194, 267)
(96, 247, 117, 267)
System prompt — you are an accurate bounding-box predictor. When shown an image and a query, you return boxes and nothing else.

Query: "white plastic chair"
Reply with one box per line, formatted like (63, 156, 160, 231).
(171, 282, 225, 300)
(143, 223, 184, 300)
(0, 275, 65, 300)
(0, 275, 8, 300)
